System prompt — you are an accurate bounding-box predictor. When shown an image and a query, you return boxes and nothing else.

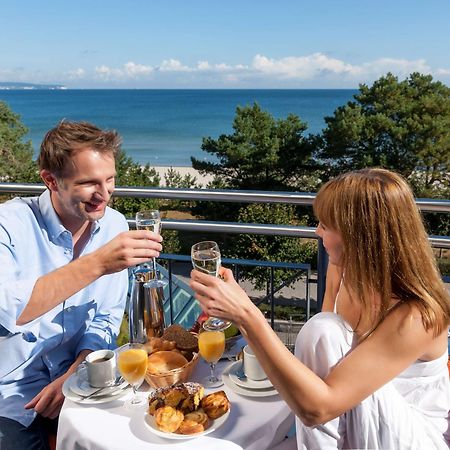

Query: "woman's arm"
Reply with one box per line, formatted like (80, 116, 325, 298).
(190, 268, 441, 426)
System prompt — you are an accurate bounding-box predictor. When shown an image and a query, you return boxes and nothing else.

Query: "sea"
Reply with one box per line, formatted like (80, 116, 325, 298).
(0, 89, 357, 166)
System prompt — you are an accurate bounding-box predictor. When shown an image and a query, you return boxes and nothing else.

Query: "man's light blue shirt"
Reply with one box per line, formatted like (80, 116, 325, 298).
(0, 190, 129, 426)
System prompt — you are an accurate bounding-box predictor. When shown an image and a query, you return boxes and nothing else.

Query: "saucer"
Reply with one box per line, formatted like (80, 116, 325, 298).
(228, 361, 273, 390)
(62, 371, 129, 404)
(222, 362, 278, 398)
(70, 366, 128, 397)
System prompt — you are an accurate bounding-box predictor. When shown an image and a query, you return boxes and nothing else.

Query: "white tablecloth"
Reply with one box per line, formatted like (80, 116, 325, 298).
(56, 354, 294, 450)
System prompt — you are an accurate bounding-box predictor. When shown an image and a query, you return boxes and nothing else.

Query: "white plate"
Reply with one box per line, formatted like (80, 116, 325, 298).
(62, 372, 129, 404)
(222, 363, 279, 398)
(144, 409, 230, 440)
(228, 361, 273, 390)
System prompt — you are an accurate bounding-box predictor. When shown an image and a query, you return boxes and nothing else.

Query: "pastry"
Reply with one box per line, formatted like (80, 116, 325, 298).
(147, 351, 188, 374)
(148, 382, 204, 413)
(184, 410, 209, 428)
(201, 391, 230, 419)
(162, 324, 199, 352)
(176, 419, 204, 435)
(154, 406, 184, 433)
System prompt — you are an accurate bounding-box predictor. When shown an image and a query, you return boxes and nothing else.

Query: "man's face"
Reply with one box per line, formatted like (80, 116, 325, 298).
(43, 147, 116, 231)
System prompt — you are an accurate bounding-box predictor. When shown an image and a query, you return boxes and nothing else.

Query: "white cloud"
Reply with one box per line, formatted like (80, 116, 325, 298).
(436, 68, 450, 76)
(158, 59, 191, 72)
(7, 54, 448, 88)
(123, 62, 153, 76)
(197, 60, 210, 70)
(359, 58, 431, 79)
(250, 53, 436, 84)
(94, 62, 153, 80)
(252, 53, 357, 79)
(67, 68, 86, 79)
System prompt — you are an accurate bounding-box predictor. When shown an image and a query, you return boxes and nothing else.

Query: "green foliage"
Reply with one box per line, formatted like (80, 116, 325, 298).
(110, 150, 161, 216)
(318, 73, 450, 193)
(164, 167, 199, 189)
(163, 166, 200, 211)
(228, 203, 317, 289)
(116, 314, 130, 346)
(0, 101, 40, 182)
(437, 257, 450, 277)
(192, 103, 316, 191)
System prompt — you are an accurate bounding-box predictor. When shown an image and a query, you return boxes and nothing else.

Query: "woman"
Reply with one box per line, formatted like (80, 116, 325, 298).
(190, 168, 450, 449)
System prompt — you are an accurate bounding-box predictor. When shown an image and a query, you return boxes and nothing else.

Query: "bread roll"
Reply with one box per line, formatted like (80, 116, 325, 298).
(147, 351, 188, 374)
(162, 324, 198, 352)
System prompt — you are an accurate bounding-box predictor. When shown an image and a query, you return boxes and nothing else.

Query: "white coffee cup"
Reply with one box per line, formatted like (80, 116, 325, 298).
(85, 349, 116, 388)
(243, 345, 267, 381)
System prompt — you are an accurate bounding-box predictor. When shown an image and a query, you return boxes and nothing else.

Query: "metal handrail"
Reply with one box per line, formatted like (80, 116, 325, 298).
(1, 182, 450, 212)
(1, 182, 449, 250)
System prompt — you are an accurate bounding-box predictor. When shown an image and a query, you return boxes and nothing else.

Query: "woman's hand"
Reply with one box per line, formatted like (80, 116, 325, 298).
(189, 267, 257, 328)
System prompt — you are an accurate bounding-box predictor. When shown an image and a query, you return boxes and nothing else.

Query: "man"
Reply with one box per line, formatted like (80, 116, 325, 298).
(0, 121, 162, 449)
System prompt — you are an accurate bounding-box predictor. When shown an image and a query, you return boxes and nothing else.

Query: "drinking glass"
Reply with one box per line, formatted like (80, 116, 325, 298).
(198, 330, 225, 388)
(191, 241, 231, 332)
(117, 343, 148, 408)
(135, 209, 161, 274)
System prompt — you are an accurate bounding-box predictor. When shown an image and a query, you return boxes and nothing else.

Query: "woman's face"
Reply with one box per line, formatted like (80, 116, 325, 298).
(315, 222, 344, 265)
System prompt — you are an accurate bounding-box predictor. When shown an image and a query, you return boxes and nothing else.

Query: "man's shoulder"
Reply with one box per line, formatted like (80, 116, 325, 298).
(0, 196, 38, 221)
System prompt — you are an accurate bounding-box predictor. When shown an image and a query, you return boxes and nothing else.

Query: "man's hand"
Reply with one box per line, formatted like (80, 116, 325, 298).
(24, 350, 91, 419)
(24, 375, 68, 419)
(95, 230, 163, 275)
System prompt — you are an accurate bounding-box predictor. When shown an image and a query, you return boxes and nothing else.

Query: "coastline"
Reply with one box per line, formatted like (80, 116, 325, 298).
(152, 166, 214, 187)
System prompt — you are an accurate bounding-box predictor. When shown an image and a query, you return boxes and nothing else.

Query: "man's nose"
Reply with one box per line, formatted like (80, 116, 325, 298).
(95, 183, 110, 199)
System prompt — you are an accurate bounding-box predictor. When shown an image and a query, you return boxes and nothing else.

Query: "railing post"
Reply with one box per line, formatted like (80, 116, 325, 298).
(306, 268, 311, 320)
(270, 267, 275, 329)
(168, 260, 174, 324)
(316, 238, 328, 312)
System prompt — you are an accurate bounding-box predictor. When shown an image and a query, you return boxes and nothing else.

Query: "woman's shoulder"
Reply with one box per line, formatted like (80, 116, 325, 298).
(379, 300, 447, 359)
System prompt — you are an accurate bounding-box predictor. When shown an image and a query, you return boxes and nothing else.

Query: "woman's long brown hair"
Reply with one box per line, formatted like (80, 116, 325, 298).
(314, 168, 450, 336)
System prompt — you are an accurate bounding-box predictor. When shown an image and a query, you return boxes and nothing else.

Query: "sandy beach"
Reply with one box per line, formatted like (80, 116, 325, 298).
(153, 166, 214, 187)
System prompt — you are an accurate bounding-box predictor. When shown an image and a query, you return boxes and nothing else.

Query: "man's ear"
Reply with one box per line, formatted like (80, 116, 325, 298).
(40, 170, 59, 191)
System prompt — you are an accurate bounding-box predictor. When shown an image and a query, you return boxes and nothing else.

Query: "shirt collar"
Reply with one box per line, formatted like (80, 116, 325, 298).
(38, 190, 102, 241)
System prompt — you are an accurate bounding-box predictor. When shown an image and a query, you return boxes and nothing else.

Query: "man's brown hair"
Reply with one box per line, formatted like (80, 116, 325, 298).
(38, 120, 122, 175)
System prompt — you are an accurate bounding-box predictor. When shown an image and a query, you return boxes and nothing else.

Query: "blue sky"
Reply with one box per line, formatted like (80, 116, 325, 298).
(1, 0, 449, 88)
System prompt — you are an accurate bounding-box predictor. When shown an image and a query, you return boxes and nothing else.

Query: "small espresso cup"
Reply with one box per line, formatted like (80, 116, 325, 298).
(85, 349, 116, 388)
(243, 345, 267, 381)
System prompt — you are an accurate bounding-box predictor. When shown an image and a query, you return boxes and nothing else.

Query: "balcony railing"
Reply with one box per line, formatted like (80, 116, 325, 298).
(1, 182, 449, 318)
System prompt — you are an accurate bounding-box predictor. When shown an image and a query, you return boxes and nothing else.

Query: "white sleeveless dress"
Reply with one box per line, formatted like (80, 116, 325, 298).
(293, 284, 449, 449)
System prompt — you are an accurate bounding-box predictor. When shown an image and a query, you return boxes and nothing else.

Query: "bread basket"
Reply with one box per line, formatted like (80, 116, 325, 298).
(144, 351, 200, 388)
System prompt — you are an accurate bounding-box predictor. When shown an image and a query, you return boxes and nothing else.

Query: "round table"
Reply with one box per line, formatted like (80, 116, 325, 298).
(56, 352, 294, 450)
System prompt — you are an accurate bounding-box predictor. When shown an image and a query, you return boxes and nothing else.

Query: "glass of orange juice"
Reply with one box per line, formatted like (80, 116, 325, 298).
(117, 343, 148, 408)
(198, 330, 225, 387)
